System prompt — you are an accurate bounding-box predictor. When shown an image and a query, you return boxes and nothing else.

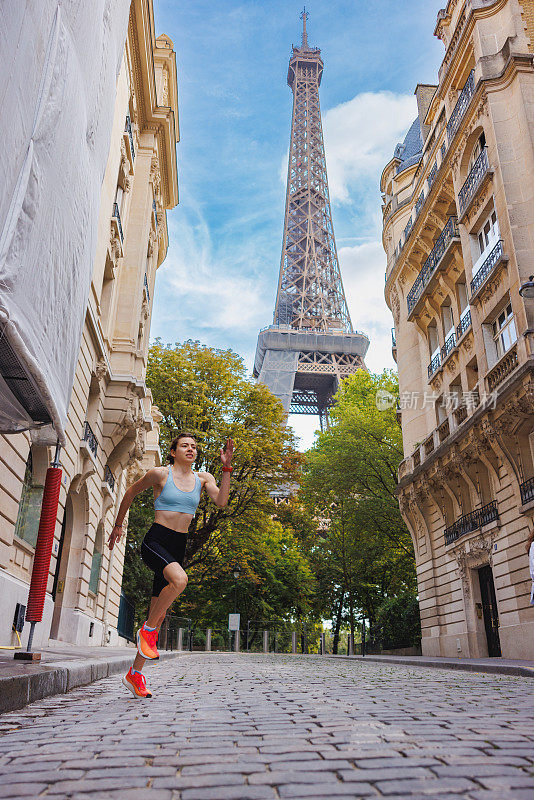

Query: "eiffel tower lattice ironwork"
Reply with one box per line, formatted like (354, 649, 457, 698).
(254, 9, 369, 429)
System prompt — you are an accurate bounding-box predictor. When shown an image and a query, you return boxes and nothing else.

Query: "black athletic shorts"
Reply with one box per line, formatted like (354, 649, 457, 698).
(140, 522, 188, 597)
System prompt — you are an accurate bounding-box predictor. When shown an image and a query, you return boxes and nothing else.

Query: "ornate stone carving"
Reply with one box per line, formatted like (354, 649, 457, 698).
(390, 284, 400, 326)
(150, 155, 161, 195)
(453, 529, 494, 599)
(147, 227, 158, 258)
(160, 67, 169, 106)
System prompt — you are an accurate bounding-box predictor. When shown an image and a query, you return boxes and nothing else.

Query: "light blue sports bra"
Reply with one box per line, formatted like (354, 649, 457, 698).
(154, 467, 201, 515)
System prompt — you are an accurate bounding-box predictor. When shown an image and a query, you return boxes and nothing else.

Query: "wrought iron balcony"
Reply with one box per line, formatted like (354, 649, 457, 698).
(407, 216, 459, 314)
(125, 114, 135, 160)
(144, 273, 150, 302)
(456, 309, 471, 340)
(444, 500, 499, 545)
(470, 240, 505, 297)
(391, 328, 396, 348)
(112, 202, 124, 243)
(458, 147, 489, 215)
(441, 331, 456, 363)
(153, 198, 158, 228)
(428, 352, 441, 380)
(427, 162, 438, 191)
(415, 192, 425, 216)
(403, 215, 413, 240)
(446, 70, 475, 144)
(520, 476, 534, 506)
(83, 421, 98, 459)
(104, 465, 115, 493)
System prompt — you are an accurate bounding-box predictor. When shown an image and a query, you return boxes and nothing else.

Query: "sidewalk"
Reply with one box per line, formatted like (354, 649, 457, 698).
(329, 652, 534, 677)
(0, 640, 190, 714)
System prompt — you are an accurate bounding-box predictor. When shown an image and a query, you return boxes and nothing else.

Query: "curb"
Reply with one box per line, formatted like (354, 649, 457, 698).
(327, 653, 534, 678)
(0, 650, 189, 715)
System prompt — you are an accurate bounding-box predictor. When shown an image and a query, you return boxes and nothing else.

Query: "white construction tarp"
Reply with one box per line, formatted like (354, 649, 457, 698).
(0, 0, 130, 442)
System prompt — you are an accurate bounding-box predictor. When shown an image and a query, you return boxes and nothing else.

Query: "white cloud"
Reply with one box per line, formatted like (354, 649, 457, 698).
(339, 241, 395, 374)
(323, 91, 418, 203)
(153, 201, 271, 343)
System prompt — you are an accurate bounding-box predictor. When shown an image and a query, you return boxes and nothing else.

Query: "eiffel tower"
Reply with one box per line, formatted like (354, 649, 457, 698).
(254, 9, 369, 429)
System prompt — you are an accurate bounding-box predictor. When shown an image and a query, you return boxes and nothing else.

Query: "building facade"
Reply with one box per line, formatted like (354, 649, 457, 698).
(383, 0, 534, 659)
(0, 0, 178, 648)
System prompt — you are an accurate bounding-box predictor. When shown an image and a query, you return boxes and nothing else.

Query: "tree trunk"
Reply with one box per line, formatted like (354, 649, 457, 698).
(332, 589, 345, 655)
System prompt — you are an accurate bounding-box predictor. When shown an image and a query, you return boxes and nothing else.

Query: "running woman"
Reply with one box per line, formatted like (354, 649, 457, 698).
(107, 432, 234, 698)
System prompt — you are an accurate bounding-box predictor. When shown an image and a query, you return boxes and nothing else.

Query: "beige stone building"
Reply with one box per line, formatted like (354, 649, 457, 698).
(0, 0, 178, 648)
(383, 0, 534, 659)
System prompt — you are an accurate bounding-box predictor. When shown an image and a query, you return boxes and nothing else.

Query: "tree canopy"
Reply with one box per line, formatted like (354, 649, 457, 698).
(301, 369, 418, 646)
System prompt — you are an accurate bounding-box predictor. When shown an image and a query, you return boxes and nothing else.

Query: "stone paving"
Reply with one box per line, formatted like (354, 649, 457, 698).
(0, 653, 532, 799)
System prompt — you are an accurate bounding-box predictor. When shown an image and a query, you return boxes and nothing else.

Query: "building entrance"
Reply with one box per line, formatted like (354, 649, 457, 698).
(477, 565, 501, 657)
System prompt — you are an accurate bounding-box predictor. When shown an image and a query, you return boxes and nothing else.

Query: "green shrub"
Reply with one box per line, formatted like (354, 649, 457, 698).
(377, 594, 421, 649)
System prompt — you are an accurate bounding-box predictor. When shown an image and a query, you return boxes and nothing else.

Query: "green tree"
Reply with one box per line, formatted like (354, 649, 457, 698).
(302, 369, 417, 645)
(123, 340, 316, 627)
(146, 339, 300, 565)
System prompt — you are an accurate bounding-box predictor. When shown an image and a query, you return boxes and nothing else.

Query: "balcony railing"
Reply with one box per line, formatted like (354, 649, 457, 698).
(153, 198, 158, 228)
(428, 352, 441, 380)
(447, 70, 475, 144)
(391, 328, 396, 348)
(407, 216, 459, 314)
(456, 309, 472, 340)
(427, 162, 438, 191)
(520, 476, 534, 505)
(104, 465, 115, 493)
(458, 147, 489, 215)
(112, 202, 124, 243)
(83, 421, 98, 459)
(454, 404, 468, 425)
(470, 240, 504, 296)
(125, 114, 135, 160)
(415, 192, 425, 216)
(444, 500, 499, 545)
(438, 417, 450, 442)
(441, 331, 456, 362)
(403, 216, 413, 240)
(487, 344, 518, 392)
(144, 272, 150, 302)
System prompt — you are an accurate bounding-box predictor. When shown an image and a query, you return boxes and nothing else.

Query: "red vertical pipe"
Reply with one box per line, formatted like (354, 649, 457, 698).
(26, 465, 62, 622)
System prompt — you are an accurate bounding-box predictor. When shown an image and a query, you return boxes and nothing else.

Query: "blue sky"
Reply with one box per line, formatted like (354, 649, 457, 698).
(151, 0, 445, 448)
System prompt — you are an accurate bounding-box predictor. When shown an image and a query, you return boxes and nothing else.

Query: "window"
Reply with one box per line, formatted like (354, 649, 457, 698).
(492, 304, 517, 359)
(115, 185, 124, 216)
(441, 305, 454, 340)
(14, 452, 44, 548)
(469, 132, 486, 171)
(89, 525, 104, 595)
(477, 210, 499, 258)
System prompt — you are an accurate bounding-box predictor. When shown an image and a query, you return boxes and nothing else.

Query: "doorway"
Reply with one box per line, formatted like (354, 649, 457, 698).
(478, 565, 501, 657)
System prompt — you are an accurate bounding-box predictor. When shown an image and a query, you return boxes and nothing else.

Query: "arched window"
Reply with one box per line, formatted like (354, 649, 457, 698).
(14, 450, 44, 547)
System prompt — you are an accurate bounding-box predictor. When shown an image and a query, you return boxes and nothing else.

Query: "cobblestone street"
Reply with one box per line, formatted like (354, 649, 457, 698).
(0, 654, 532, 800)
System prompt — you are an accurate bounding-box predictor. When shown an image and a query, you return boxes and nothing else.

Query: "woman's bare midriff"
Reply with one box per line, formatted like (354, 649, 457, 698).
(154, 510, 192, 533)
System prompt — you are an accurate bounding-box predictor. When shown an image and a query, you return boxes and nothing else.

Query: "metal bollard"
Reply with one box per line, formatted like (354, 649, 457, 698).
(320, 633, 326, 655)
(206, 628, 212, 652)
(263, 629, 269, 653)
(234, 630, 240, 652)
(177, 627, 184, 651)
(291, 631, 297, 654)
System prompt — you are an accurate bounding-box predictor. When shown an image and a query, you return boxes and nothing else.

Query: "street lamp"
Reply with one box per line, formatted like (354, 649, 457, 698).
(519, 276, 534, 299)
(233, 569, 240, 614)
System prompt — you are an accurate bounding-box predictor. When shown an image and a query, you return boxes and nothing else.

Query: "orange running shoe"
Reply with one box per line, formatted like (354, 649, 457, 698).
(122, 668, 152, 698)
(136, 624, 159, 659)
